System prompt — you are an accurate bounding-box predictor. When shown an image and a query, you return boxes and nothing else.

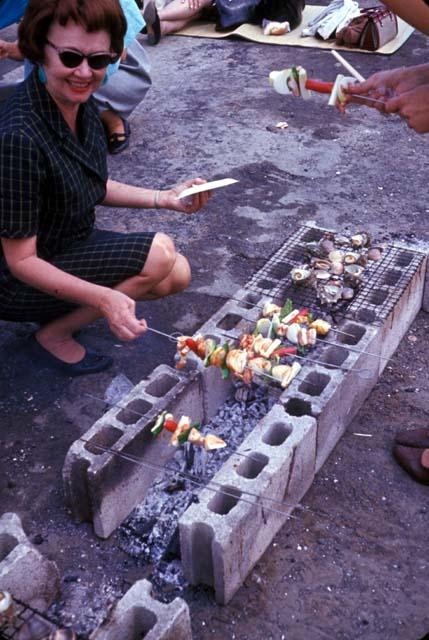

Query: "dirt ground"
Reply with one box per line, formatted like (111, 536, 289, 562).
(1, 8, 429, 640)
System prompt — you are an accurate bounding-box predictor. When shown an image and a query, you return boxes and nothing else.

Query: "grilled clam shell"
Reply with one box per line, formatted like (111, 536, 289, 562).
(343, 252, 359, 264)
(330, 261, 344, 275)
(328, 250, 344, 263)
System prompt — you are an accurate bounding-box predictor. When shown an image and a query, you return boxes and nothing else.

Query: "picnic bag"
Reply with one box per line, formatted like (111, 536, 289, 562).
(215, 0, 261, 30)
(336, 6, 398, 50)
(216, 0, 305, 31)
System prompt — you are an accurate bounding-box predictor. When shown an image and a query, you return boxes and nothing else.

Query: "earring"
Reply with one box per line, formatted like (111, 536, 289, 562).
(38, 66, 47, 84)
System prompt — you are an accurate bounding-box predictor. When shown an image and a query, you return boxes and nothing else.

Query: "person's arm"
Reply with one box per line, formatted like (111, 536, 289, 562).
(0, 39, 23, 61)
(103, 177, 210, 212)
(378, 0, 429, 35)
(1, 236, 147, 340)
(385, 84, 429, 133)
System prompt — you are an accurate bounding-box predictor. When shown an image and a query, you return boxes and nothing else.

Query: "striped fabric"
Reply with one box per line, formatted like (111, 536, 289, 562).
(0, 71, 154, 321)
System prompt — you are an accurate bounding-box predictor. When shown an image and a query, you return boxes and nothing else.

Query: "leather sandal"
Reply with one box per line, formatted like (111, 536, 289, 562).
(29, 334, 113, 377)
(393, 444, 429, 485)
(106, 117, 131, 155)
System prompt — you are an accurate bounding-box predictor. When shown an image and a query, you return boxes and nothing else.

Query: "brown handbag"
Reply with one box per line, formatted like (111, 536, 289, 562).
(336, 6, 398, 51)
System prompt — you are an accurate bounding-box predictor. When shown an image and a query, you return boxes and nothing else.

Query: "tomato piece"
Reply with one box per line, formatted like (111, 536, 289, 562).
(164, 419, 178, 433)
(185, 338, 199, 353)
(272, 346, 297, 357)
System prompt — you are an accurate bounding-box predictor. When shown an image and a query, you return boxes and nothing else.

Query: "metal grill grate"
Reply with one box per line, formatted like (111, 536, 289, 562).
(0, 597, 87, 640)
(244, 225, 426, 324)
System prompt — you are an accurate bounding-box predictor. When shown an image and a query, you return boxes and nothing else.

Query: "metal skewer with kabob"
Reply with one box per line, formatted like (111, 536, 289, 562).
(150, 410, 226, 451)
(269, 51, 385, 112)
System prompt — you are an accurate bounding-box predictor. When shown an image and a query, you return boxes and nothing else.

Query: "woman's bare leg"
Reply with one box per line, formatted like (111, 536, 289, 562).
(35, 233, 190, 362)
(157, 0, 213, 34)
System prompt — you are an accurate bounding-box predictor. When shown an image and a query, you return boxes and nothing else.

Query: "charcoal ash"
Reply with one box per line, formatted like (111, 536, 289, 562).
(118, 383, 275, 599)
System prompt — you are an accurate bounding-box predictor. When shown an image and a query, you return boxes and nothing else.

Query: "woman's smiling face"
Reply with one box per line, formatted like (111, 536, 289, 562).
(43, 20, 111, 110)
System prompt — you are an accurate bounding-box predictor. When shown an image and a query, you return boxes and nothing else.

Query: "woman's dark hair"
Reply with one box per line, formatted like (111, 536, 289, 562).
(18, 0, 127, 63)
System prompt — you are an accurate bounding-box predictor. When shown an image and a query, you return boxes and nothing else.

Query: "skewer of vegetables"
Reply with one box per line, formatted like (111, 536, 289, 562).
(151, 411, 226, 450)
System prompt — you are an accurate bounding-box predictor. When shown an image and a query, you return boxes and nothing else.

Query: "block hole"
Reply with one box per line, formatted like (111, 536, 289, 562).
(284, 398, 313, 417)
(368, 290, 388, 306)
(217, 313, 245, 331)
(189, 523, 214, 586)
(354, 308, 377, 324)
(236, 452, 269, 479)
(131, 608, 157, 638)
(145, 373, 178, 398)
(319, 346, 348, 368)
(396, 252, 414, 267)
(208, 485, 242, 515)
(383, 269, 402, 286)
(298, 372, 330, 397)
(336, 323, 365, 345)
(268, 263, 293, 279)
(84, 426, 123, 455)
(262, 422, 292, 446)
(117, 399, 152, 425)
(257, 278, 276, 291)
(122, 425, 155, 456)
(0, 533, 18, 561)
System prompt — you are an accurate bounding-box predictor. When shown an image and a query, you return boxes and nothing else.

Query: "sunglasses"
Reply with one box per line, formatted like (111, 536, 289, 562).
(46, 40, 120, 70)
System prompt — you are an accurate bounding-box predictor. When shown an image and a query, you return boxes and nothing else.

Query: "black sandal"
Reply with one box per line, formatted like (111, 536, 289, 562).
(142, 0, 161, 45)
(106, 117, 131, 155)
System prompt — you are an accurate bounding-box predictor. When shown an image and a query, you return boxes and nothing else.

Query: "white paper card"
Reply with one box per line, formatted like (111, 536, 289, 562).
(177, 178, 238, 199)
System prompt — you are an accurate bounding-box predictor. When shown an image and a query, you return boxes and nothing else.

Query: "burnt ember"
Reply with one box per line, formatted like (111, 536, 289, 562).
(118, 384, 276, 600)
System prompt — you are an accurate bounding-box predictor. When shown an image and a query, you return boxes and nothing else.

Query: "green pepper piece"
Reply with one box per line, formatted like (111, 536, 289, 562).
(151, 410, 166, 436)
(279, 298, 293, 320)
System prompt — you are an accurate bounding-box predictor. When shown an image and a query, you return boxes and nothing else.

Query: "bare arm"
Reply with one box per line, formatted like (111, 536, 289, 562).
(1, 236, 147, 340)
(378, 0, 429, 34)
(103, 177, 211, 213)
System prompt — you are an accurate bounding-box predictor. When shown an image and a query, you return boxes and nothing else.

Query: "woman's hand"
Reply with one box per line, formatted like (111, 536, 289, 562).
(98, 289, 148, 341)
(157, 177, 211, 213)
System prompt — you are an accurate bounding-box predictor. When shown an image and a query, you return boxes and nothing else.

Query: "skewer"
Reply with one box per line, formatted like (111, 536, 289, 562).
(217, 332, 373, 379)
(146, 326, 181, 343)
(331, 50, 365, 82)
(207, 294, 356, 339)
(316, 336, 391, 361)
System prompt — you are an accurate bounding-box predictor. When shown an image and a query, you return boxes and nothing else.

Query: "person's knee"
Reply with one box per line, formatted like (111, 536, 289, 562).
(142, 232, 176, 281)
(172, 254, 191, 292)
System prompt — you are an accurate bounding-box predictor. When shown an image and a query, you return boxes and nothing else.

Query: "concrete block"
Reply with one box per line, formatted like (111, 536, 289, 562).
(0, 513, 60, 611)
(63, 364, 204, 539)
(90, 579, 191, 640)
(376, 252, 427, 370)
(280, 321, 381, 470)
(423, 254, 429, 313)
(179, 406, 316, 604)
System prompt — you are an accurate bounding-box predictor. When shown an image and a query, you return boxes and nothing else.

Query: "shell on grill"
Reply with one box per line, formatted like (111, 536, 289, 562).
(343, 252, 359, 264)
(351, 232, 370, 248)
(318, 283, 343, 304)
(328, 250, 344, 263)
(342, 287, 355, 300)
(291, 266, 312, 284)
(368, 247, 382, 261)
(330, 261, 344, 275)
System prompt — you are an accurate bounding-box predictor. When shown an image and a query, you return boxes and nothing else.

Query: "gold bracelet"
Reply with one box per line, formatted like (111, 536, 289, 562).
(154, 190, 161, 209)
